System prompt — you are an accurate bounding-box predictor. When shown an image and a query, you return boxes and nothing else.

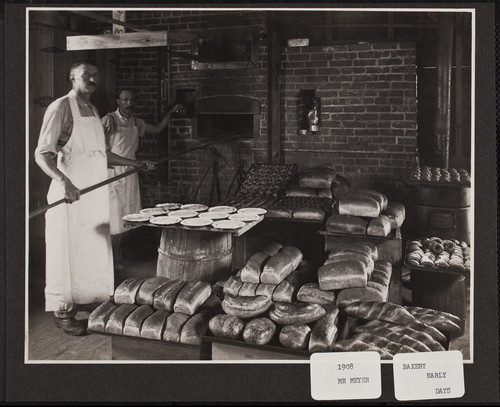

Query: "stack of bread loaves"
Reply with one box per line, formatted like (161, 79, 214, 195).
(210, 243, 343, 352)
(88, 276, 221, 345)
(328, 188, 405, 237)
(333, 300, 462, 359)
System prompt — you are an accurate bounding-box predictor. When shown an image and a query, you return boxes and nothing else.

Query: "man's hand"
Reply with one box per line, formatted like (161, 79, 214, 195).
(169, 103, 184, 114)
(61, 178, 80, 203)
(137, 160, 156, 171)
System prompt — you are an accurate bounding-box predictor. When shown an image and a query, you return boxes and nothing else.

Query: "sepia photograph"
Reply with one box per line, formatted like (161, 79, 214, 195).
(3, 2, 498, 404)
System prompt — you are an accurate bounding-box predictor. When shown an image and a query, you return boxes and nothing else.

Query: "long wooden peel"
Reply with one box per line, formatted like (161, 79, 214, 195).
(28, 131, 237, 220)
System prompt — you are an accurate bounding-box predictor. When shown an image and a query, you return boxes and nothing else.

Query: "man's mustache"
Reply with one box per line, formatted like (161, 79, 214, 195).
(88, 82, 96, 87)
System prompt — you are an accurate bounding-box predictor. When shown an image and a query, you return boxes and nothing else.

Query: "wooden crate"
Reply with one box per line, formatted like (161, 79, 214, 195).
(111, 335, 211, 361)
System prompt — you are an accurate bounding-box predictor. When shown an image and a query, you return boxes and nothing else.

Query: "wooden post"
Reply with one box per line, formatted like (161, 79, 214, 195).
(432, 13, 454, 169)
(267, 14, 282, 164)
(112, 10, 126, 34)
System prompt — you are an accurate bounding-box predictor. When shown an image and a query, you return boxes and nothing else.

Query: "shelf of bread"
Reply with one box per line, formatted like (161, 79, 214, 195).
(404, 236, 470, 275)
(407, 166, 471, 187)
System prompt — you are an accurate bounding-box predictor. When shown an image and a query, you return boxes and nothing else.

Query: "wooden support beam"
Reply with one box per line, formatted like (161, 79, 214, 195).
(268, 29, 282, 164)
(67, 31, 169, 50)
(112, 10, 126, 34)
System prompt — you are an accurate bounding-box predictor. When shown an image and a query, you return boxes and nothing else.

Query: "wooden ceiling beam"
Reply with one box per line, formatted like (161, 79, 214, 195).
(66, 31, 170, 50)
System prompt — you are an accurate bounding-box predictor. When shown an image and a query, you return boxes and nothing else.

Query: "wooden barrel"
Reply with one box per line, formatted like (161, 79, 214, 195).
(411, 271, 467, 330)
(411, 204, 471, 245)
(156, 228, 233, 284)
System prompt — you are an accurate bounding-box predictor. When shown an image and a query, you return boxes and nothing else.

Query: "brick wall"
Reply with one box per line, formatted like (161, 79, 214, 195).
(282, 43, 417, 200)
(112, 11, 417, 206)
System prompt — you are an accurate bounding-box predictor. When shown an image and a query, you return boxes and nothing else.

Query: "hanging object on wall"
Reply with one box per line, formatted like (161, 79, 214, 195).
(307, 97, 321, 133)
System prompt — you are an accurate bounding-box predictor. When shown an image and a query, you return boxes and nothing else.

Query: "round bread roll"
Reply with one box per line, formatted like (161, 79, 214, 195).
(279, 324, 312, 350)
(243, 317, 276, 345)
(208, 314, 245, 340)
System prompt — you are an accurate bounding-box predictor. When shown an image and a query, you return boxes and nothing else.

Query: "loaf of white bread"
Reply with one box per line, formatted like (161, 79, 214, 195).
(297, 283, 336, 305)
(298, 165, 336, 189)
(383, 202, 405, 229)
(105, 304, 137, 335)
(140, 310, 170, 340)
(123, 305, 155, 337)
(318, 250, 374, 290)
(173, 280, 211, 315)
(326, 214, 367, 234)
(337, 188, 388, 218)
(208, 314, 246, 340)
(114, 277, 148, 304)
(240, 242, 283, 283)
(136, 277, 171, 305)
(279, 324, 312, 350)
(367, 215, 392, 237)
(243, 317, 276, 345)
(309, 305, 340, 352)
(261, 246, 303, 285)
(153, 280, 187, 312)
(272, 260, 313, 302)
(88, 300, 119, 332)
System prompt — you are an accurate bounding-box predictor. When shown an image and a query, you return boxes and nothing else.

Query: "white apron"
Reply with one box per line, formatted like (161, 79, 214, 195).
(44, 94, 114, 312)
(107, 114, 141, 235)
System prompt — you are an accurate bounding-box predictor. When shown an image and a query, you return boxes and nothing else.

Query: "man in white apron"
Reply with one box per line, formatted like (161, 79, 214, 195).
(34, 62, 151, 335)
(102, 88, 181, 270)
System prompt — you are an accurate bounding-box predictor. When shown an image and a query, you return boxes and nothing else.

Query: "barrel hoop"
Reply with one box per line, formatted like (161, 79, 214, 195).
(158, 246, 233, 262)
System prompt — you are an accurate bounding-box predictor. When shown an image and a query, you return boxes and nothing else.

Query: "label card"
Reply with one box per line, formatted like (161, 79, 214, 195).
(310, 352, 381, 400)
(393, 351, 465, 401)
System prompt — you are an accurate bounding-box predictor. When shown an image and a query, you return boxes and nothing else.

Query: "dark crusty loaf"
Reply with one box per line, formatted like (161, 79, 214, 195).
(209, 314, 246, 340)
(354, 320, 445, 351)
(180, 312, 211, 345)
(265, 206, 293, 219)
(261, 246, 303, 285)
(105, 304, 138, 335)
(326, 214, 367, 234)
(279, 324, 312, 350)
(405, 305, 462, 326)
(114, 278, 147, 304)
(173, 281, 212, 315)
(163, 312, 191, 342)
(153, 279, 187, 312)
(292, 208, 325, 221)
(329, 241, 379, 261)
(88, 300, 118, 332)
(222, 294, 272, 319)
(136, 277, 171, 305)
(351, 332, 418, 355)
(123, 305, 155, 337)
(242, 317, 276, 345)
(367, 215, 392, 237)
(336, 286, 386, 308)
(286, 186, 317, 197)
(297, 283, 336, 305)
(269, 302, 326, 325)
(309, 306, 340, 352)
(342, 301, 416, 325)
(140, 310, 170, 340)
(404, 306, 462, 334)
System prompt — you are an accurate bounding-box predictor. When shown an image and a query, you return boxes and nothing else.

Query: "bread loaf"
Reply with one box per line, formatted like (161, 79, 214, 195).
(265, 206, 292, 219)
(173, 281, 212, 315)
(240, 252, 271, 283)
(242, 317, 276, 345)
(383, 202, 405, 228)
(286, 186, 317, 197)
(269, 302, 326, 325)
(332, 339, 393, 359)
(153, 279, 187, 312)
(407, 320, 448, 344)
(338, 196, 381, 218)
(326, 214, 367, 234)
(136, 277, 171, 305)
(261, 246, 303, 285)
(367, 215, 392, 237)
(317, 188, 333, 199)
(261, 242, 284, 256)
(105, 304, 138, 335)
(163, 312, 191, 342)
(336, 286, 386, 308)
(114, 277, 147, 304)
(299, 166, 336, 189)
(272, 260, 313, 303)
(366, 281, 388, 297)
(180, 312, 211, 345)
(324, 252, 374, 279)
(223, 275, 243, 296)
(342, 301, 416, 325)
(351, 332, 418, 355)
(255, 283, 277, 299)
(309, 306, 339, 352)
(297, 283, 336, 305)
(357, 189, 388, 211)
(354, 321, 445, 351)
(292, 208, 325, 221)
(318, 259, 370, 290)
(239, 282, 259, 296)
(384, 333, 431, 352)
(279, 324, 312, 350)
(88, 300, 118, 332)
(222, 294, 272, 319)
(123, 305, 155, 337)
(140, 310, 170, 340)
(404, 306, 462, 334)
(208, 314, 245, 340)
(329, 241, 379, 261)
